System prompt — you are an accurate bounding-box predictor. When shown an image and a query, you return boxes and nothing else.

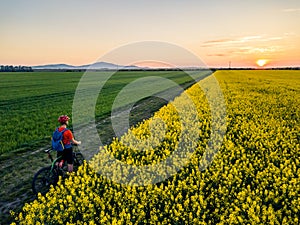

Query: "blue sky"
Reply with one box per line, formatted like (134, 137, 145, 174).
(1, 0, 299, 67)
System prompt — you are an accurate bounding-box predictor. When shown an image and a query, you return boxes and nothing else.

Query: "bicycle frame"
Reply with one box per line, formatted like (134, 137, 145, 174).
(45, 149, 64, 172)
(33, 147, 84, 195)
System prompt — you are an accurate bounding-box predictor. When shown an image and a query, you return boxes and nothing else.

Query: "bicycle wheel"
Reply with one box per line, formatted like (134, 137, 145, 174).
(32, 166, 58, 195)
(73, 153, 84, 171)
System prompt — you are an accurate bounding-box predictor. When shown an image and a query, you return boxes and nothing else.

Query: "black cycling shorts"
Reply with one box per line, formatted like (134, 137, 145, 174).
(57, 147, 73, 164)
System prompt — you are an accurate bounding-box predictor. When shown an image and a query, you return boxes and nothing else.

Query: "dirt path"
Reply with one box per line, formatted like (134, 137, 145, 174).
(0, 145, 50, 224)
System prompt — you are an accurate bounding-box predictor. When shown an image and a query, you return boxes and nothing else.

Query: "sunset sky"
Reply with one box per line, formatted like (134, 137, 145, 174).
(1, 0, 299, 68)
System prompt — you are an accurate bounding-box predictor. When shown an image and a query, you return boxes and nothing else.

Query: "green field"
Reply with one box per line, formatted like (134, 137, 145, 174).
(0, 70, 209, 156)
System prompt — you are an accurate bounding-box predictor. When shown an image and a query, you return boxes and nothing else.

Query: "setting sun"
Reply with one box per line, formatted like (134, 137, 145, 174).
(256, 59, 268, 67)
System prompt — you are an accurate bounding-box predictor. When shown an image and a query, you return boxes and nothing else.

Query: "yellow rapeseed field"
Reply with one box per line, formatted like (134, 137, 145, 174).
(12, 70, 300, 225)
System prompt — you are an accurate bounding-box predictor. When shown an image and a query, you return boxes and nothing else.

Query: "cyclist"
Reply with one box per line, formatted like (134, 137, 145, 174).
(56, 115, 81, 172)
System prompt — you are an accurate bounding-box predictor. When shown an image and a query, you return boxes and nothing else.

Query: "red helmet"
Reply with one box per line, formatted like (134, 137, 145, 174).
(58, 115, 70, 124)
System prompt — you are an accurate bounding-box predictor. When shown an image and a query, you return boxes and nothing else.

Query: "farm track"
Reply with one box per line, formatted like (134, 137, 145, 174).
(0, 112, 129, 224)
(0, 145, 48, 225)
(0, 114, 125, 224)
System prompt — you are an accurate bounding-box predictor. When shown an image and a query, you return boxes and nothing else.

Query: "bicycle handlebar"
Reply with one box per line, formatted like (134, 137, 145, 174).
(44, 143, 80, 153)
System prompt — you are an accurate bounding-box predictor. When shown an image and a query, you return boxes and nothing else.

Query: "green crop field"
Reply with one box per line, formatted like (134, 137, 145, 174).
(0, 70, 209, 156)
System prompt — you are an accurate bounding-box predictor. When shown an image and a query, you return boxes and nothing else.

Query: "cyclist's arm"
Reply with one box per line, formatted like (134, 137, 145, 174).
(72, 138, 81, 145)
(66, 130, 81, 145)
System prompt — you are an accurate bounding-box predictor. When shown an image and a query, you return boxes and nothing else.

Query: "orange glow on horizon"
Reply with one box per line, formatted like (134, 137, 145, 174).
(133, 61, 175, 68)
(256, 59, 268, 67)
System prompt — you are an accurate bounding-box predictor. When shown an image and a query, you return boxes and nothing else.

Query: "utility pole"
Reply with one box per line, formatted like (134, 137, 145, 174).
(229, 61, 231, 69)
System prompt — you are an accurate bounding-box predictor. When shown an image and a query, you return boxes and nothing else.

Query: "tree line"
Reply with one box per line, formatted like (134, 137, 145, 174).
(0, 65, 33, 72)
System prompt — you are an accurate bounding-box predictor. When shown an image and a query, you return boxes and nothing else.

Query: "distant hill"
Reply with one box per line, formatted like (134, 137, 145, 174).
(32, 62, 143, 70)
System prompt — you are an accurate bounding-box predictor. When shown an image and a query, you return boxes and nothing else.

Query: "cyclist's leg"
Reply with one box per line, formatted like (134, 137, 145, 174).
(56, 151, 63, 167)
(64, 147, 74, 172)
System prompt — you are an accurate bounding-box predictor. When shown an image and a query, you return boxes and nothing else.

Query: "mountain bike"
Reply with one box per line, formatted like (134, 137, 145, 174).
(32, 147, 84, 195)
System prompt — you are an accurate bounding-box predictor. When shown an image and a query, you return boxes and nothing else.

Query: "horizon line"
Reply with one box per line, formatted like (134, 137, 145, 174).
(1, 61, 300, 70)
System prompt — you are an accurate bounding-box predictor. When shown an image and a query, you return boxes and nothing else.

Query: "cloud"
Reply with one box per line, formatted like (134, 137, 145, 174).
(206, 53, 228, 57)
(203, 39, 235, 44)
(202, 35, 284, 47)
(264, 37, 283, 41)
(240, 36, 262, 41)
(202, 35, 287, 59)
(202, 36, 261, 47)
(205, 45, 285, 59)
(202, 38, 240, 47)
(283, 8, 300, 13)
(237, 46, 285, 55)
